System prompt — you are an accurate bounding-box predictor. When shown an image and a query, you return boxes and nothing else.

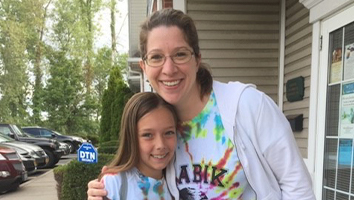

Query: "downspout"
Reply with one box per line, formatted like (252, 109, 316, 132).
(278, 0, 286, 109)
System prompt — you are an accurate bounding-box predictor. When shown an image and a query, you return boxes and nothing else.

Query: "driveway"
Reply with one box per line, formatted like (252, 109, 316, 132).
(0, 154, 76, 200)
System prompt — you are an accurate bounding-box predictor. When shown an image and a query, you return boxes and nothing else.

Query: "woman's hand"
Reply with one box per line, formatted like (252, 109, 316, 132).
(87, 166, 108, 200)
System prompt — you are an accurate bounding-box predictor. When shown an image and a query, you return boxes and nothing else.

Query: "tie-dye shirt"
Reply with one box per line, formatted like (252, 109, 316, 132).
(175, 91, 256, 200)
(102, 167, 172, 200)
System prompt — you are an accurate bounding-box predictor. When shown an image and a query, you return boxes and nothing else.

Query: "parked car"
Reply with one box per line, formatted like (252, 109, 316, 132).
(0, 123, 63, 168)
(0, 143, 36, 175)
(0, 133, 48, 171)
(0, 146, 27, 193)
(58, 142, 71, 156)
(22, 126, 86, 153)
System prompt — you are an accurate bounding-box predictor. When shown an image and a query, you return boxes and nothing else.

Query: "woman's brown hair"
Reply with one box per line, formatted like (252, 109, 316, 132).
(98, 92, 178, 180)
(139, 8, 213, 99)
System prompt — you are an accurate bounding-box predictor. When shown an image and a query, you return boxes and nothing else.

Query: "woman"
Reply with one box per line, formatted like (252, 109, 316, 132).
(88, 8, 315, 200)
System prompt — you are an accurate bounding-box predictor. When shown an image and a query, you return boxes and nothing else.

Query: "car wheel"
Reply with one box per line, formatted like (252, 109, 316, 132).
(43, 149, 56, 168)
(65, 142, 75, 153)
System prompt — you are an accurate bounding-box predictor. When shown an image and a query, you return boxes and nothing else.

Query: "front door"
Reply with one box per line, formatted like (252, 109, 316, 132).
(320, 4, 354, 200)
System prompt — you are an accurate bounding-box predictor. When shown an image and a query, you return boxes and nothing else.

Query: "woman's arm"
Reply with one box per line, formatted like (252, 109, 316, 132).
(257, 93, 315, 199)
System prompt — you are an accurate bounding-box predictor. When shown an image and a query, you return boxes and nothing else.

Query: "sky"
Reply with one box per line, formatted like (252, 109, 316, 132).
(94, 0, 129, 53)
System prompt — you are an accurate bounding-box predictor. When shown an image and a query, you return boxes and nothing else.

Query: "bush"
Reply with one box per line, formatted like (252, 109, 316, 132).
(99, 140, 119, 147)
(98, 140, 119, 154)
(54, 154, 115, 200)
(86, 134, 99, 146)
(98, 146, 118, 154)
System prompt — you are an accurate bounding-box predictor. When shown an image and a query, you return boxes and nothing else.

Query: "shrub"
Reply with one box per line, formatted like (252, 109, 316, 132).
(54, 154, 114, 200)
(86, 134, 99, 146)
(98, 140, 119, 154)
(99, 140, 119, 147)
(98, 146, 118, 154)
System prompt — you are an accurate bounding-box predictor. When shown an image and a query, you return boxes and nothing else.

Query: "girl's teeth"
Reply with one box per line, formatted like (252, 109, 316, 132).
(152, 154, 167, 159)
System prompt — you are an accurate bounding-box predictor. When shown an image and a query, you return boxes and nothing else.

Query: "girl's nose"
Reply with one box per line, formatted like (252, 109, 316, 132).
(155, 135, 167, 150)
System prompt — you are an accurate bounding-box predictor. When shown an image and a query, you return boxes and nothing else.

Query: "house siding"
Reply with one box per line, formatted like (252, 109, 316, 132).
(129, 0, 147, 57)
(283, 0, 312, 158)
(187, 0, 280, 102)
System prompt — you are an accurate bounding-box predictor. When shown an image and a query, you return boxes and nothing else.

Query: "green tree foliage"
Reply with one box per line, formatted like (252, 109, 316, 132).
(25, 0, 52, 125)
(43, 50, 85, 134)
(0, 1, 30, 123)
(0, 0, 130, 140)
(99, 64, 133, 143)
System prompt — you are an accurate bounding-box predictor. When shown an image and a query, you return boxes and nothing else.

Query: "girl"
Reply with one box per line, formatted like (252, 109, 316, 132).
(98, 92, 179, 200)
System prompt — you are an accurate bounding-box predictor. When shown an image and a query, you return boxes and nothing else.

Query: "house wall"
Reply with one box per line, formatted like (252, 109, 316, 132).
(128, 0, 147, 57)
(283, 0, 312, 158)
(186, 0, 281, 102)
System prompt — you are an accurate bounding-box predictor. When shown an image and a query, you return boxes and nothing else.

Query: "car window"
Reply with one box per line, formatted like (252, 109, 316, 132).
(0, 126, 12, 136)
(40, 129, 52, 138)
(24, 128, 40, 136)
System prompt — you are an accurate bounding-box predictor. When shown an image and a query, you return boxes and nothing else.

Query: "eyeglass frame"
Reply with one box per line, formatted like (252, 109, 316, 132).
(142, 50, 195, 68)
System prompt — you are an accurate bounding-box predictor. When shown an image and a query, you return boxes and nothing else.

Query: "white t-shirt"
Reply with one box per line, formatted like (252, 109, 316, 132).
(175, 91, 256, 199)
(102, 167, 172, 200)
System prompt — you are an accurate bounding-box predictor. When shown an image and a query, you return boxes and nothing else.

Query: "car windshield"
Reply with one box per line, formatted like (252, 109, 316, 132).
(0, 134, 14, 142)
(12, 125, 31, 137)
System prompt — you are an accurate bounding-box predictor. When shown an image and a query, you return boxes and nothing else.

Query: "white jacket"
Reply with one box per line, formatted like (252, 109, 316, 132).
(167, 80, 315, 200)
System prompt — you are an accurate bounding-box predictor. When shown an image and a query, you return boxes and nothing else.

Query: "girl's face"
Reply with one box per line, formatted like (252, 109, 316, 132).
(140, 26, 201, 107)
(136, 106, 177, 179)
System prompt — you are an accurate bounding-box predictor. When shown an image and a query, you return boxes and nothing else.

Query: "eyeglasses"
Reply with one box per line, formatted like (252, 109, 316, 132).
(143, 50, 195, 68)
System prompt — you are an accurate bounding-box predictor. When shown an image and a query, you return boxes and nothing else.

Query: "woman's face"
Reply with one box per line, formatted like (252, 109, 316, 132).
(140, 26, 201, 106)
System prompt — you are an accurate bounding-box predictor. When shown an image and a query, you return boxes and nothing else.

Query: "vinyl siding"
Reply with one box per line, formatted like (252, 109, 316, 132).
(283, 0, 312, 158)
(187, 0, 280, 102)
(129, 0, 147, 57)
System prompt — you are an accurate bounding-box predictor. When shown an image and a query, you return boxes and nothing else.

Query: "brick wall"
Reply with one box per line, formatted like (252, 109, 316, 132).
(163, 0, 172, 8)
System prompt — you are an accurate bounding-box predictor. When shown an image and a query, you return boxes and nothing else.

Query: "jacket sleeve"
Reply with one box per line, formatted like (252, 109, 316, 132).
(255, 93, 315, 199)
(102, 174, 121, 200)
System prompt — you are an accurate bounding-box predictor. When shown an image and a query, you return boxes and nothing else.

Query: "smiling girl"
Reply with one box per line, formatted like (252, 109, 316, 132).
(98, 92, 179, 200)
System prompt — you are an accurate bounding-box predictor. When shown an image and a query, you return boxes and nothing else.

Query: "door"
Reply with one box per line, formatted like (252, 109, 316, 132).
(319, 4, 354, 200)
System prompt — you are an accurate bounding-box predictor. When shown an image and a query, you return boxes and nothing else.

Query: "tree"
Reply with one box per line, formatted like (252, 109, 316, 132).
(43, 50, 85, 134)
(43, 0, 92, 134)
(99, 64, 133, 143)
(110, 0, 116, 64)
(0, 1, 30, 123)
(22, 0, 53, 124)
(78, 0, 102, 95)
(93, 47, 112, 120)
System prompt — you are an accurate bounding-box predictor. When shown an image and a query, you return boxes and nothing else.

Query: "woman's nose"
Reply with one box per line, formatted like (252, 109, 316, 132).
(161, 56, 178, 75)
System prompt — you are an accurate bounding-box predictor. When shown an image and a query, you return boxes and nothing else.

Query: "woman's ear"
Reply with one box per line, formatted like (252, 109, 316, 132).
(196, 53, 202, 68)
(139, 60, 146, 72)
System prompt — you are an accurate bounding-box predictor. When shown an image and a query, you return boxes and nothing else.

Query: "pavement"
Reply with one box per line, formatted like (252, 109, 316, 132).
(0, 169, 58, 200)
(0, 154, 76, 200)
